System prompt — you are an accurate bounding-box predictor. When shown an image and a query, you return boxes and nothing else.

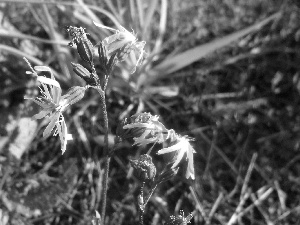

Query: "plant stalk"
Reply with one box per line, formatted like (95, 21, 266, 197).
(97, 89, 110, 225)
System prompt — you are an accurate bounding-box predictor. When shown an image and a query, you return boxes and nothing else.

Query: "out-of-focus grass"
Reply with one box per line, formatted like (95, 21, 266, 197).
(0, 0, 300, 224)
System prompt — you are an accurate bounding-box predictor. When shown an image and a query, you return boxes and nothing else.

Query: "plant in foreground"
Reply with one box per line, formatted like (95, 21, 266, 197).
(25, 24, 194, 224)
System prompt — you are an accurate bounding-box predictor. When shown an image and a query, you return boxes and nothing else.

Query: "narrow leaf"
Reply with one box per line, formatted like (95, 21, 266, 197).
(136, 0, 144, 28)
(141, 12, 281, 86)
(143, 0, 158, 36)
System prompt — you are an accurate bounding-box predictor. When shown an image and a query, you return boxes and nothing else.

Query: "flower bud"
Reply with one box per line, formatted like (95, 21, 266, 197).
(67, 26, 94, 63)
(71, 62, 96, 85)
(77, 34, 94, 63)
(129, 154, 156, 182)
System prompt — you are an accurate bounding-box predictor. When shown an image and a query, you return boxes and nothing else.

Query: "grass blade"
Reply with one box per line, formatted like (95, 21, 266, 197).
(0, 28, 69, 45)
(136, 0, 144, 29)
(42, 4, 72, 79)
(141, 12, 281, 86)
(142, 0, 158, 39)
(104, 0, 122, 23)
(0, 44, 63, 81)
(129, 0, 136, 28)
(152, 0, 167, 56)
(76, 0, 102, 25)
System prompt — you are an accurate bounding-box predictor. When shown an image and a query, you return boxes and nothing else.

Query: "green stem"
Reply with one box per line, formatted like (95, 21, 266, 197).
(97, 89, 110, 225)
(139, 182, 145, 225)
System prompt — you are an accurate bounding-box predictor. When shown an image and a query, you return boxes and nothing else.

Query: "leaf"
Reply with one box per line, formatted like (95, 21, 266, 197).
(136, 0, 144, 28)
(143, 0, 158, 37)
(152, 0, 167, 56)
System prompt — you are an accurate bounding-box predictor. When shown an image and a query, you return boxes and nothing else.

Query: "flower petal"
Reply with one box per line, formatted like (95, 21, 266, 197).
(157, 142, 181, 155)
(43, 112, 60, 138)
(123, 123, 153, 129)
(37, 76, 60, 88)
(186, 144, 195, 179)
(32, 109, 51, 120)
(34, 66, 52, 72)
(37, 76, 62, 103)
(29, 98, 52, 109)
(93, 21, 118, 32)
(171, 144, 186, 169)
(56, 115, 72, 154)
(40, 83, 52, 101)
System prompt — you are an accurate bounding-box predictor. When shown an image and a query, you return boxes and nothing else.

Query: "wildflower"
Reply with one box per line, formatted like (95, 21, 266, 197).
(164, 210, 193, 225)
(122, 113, 170, 146)
(25, 67, 86, 154)
(157, 135, 195, 180)
(94, 22, 146, 73)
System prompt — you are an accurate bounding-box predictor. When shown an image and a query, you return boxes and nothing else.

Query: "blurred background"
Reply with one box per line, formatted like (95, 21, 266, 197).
(0, 0, 300, 224)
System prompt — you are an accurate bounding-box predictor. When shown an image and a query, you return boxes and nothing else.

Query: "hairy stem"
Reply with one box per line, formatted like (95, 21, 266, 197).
(97, 89, 110, 225)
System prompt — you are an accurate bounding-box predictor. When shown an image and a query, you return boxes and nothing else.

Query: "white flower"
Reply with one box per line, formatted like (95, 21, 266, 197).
(157, 135, 196, 180)
(26, 67, 86, 154)
(94, 22, 146, 73)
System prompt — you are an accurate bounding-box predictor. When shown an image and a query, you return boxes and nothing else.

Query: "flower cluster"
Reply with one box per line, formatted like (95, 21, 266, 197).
(118, 112, 195, 180)
(25, 65, 86, 154)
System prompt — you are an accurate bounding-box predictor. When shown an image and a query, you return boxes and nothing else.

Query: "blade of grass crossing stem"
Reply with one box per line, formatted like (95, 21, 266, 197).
(141, 12, 281, 86)
(142, 0, 158, 39)
(136, 0, 144, 29)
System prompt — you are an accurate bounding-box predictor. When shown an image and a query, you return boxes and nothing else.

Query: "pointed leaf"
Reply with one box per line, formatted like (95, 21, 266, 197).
(140, 12, 281, 86)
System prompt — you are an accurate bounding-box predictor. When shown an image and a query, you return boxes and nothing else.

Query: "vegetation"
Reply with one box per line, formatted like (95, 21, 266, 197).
(0, 0, 300, 224)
